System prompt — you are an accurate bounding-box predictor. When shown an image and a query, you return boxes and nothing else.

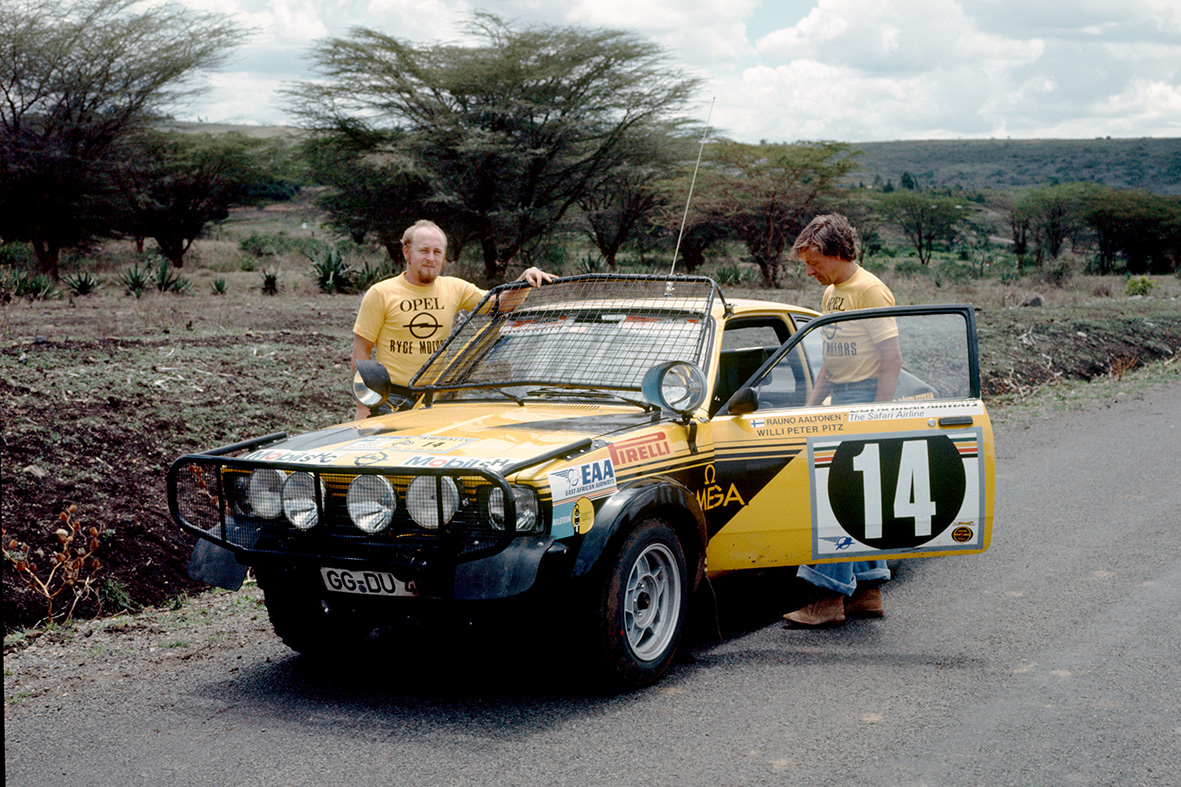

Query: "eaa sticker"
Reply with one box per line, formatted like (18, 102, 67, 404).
(547, 458, 617, 504)
(808, 429, 985, 559)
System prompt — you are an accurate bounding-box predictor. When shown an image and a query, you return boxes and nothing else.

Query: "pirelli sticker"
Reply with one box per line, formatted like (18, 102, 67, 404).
(808, 428, 985, 559)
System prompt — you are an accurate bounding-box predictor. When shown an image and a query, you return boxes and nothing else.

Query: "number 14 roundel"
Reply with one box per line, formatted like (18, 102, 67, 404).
(825, 434, 967, 550)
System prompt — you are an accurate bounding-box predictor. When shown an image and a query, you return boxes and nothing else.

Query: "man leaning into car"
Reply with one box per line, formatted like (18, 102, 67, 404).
(783, 213, 901, 628)
(350, 220, 554, 420)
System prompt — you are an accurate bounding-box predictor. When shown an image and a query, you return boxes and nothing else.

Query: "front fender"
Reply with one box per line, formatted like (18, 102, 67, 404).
(570, 476, 708, 590)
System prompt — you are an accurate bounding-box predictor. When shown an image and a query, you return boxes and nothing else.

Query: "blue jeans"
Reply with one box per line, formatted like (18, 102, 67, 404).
(798, 561, 891, 596)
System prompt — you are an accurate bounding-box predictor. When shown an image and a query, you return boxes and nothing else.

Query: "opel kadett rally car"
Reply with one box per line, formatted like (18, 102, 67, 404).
(169, 274, 994, 687)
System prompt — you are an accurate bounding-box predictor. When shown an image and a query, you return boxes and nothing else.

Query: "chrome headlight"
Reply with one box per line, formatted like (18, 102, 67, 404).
(406, 476, 459, 529)
(282, 472, 325, 531)
(347, 475, 397, 534)
(487, 486, 541, 533)
(248, 468, 287, 519)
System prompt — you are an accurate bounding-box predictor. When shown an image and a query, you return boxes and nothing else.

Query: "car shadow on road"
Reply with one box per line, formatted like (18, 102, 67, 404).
(186, 561, 920, 729)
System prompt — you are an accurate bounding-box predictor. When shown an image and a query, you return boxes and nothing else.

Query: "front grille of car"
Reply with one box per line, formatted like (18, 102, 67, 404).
(168, 458, 527, 566)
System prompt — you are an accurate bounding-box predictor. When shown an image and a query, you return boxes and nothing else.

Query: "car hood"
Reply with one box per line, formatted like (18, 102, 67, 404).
(239, 402, 665, 474)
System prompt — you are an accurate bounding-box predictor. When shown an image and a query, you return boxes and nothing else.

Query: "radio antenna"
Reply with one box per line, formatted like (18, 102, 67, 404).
(669, 97, 715, 276)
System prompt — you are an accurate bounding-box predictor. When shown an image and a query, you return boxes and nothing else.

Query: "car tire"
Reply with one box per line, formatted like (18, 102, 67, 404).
(592, 518, 688, 689)
(256, 566, 373, 656)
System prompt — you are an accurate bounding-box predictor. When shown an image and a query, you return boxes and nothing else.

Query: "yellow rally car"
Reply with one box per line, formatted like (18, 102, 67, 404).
(169, 274, 994, 687)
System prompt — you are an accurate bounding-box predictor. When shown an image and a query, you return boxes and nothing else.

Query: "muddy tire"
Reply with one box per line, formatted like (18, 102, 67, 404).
(592, 518, 688, 689)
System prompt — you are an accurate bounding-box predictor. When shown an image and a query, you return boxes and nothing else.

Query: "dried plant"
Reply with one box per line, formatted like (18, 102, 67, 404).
(3, 505, 104, 625)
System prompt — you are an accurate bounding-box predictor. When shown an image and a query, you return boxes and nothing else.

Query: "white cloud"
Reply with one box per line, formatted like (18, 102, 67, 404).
(160, 0, 1181, 140)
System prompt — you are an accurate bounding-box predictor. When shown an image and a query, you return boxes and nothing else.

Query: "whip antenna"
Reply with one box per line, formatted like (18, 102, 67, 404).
(669, 97, 714, 276)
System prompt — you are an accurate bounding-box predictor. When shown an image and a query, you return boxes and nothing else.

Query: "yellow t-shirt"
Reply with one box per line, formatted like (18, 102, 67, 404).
(353, 274, 486, 386)
(819, 267, 898, 383)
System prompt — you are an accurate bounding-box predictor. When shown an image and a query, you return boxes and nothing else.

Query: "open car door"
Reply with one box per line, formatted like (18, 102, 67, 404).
(703, 305, 995, 574)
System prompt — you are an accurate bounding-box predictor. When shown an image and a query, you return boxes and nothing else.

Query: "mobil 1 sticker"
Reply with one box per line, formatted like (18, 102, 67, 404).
(808, 429, 985, 559)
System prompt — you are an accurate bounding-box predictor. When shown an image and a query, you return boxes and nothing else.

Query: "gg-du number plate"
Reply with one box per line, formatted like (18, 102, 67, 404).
(321, 567, 419, 597)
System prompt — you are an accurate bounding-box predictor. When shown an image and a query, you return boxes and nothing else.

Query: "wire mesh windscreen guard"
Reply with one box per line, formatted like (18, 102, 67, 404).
(412, 275, 721, 392)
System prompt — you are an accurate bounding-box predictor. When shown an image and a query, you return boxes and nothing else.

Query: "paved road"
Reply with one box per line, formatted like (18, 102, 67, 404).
(6, 380, 1180, 786)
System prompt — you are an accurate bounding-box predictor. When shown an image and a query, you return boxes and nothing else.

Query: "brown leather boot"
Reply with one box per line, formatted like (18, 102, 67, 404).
(783, 592, 845, 627)
(844, 585, 884, 618)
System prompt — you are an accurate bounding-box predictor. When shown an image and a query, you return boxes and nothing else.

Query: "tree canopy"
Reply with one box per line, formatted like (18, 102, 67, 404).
(0, 0, 245, 277)
(289, 13, 698, 280)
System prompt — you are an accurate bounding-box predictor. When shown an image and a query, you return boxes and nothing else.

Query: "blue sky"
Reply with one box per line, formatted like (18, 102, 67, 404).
(170, 0, 1181, 142)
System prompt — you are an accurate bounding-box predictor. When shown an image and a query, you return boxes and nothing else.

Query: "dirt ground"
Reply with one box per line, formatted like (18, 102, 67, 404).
(3, 289, 1180, 634)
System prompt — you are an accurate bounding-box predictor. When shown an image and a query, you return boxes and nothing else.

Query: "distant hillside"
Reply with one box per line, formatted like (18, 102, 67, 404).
(851, 138, 1181, 195)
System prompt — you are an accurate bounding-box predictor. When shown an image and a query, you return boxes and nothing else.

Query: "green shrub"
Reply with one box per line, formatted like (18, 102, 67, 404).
(714, 262, 750, 286)
(0, 242, 34, 268)
(63, 270, 103, 296)
(210, 277, 228, 295)
(354, 258, 396, 290)
(893, 259, 929, 277)
(153, 258, 191, 294)
(261, 267, 280, 296)
(307, 246, 356, 294)
(1125, 275, 1157, 297)
(117, 263, 151, 298)
(1, 269, 59, 300)
(239, 233, 292, 258)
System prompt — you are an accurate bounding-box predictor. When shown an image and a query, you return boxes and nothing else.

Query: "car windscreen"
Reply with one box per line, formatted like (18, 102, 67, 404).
(413, 275, 719, 393)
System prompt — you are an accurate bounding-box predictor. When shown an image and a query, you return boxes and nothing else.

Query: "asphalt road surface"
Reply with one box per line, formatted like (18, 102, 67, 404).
(6, 379, 1180, 786)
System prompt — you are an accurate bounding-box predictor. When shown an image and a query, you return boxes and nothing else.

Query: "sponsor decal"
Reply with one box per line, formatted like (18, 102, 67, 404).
(572, 497, 595, 535)
(846, 401, 983, 422)
(400, 454, 514, 471)
(696, 464, 747, 512)
(241, 449, 341, 465)
(608, 433, 673, 467)
(346, 435, 474, 453)
(952, 525, 974, 543)
(548, 459, 617, 503)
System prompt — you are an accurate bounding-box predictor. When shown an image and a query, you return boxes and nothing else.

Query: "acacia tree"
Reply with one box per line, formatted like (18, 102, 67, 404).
(289, 14, 697, 280)
(576, 124, 692, 269)
(876, 190, 967, 265)
(114, 132, 278, 267)
(0, 0, 244, 278)
(693, 140, 859, 286)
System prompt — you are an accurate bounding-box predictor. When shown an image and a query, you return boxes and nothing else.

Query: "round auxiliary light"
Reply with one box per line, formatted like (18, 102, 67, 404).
(347, 475, 397, 534)
(282, 472, 324, 531)
(248, 468, 287, 519)
(488, 486, 540, 533)
(406, 476, 459, 530)
(642, 361, 707, 415)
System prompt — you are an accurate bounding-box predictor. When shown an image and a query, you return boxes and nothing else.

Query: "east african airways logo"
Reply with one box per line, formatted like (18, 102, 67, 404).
(548, 459, 617, 503)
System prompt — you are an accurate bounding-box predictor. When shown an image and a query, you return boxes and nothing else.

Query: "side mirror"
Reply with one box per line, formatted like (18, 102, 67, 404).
(353, 360, 417, 414)
(727, 386, 758, 416)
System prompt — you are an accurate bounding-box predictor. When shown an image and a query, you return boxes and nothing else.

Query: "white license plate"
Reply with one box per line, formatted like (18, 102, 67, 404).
(320, 567, 418, 597)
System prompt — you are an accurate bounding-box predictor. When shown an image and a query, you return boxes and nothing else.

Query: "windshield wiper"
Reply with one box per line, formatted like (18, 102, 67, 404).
(526, 387, 654, 411)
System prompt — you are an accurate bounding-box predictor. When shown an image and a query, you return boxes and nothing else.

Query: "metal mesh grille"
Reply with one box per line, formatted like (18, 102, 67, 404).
(413, 275, 719, 392)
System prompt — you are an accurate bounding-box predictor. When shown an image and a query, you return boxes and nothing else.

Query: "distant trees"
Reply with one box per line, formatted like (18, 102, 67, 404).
(0, 0, 245, 278)
(875, 191, 967, 265)
(691, 140, 859, 285)
(290, 14, 697, 280)
(114, 133, 283, 267)
(1006, 183, 1181, 274)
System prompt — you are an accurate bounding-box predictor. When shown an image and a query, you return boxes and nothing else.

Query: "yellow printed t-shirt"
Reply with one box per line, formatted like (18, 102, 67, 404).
(353, 274, 486, 386)
(819, 266, 898, 383)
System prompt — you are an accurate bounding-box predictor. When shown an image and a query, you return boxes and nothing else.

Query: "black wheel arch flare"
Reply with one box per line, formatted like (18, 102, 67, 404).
(569, 476, 708, 592)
